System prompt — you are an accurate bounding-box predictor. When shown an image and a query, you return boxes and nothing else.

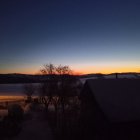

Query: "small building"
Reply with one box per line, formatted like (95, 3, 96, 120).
(80, 79, 140, 140)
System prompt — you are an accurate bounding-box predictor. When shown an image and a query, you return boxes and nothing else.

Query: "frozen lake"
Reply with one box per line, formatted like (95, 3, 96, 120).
(0, 83, 40, 96)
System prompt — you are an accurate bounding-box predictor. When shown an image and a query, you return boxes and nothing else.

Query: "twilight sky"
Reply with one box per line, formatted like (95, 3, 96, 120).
(0, 0, 140, 74)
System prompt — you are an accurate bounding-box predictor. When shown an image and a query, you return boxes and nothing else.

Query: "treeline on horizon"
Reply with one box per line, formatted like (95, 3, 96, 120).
(0, 72, 139, 84)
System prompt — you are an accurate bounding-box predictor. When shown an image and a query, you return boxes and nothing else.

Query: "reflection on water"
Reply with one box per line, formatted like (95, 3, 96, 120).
(0, 96, 25, 102)
(0, 96, 26, 118)
(0, 83, 40, 118)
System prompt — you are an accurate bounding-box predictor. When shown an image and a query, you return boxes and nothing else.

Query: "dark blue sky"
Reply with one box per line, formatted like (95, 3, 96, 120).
(0, 0, 140, 74)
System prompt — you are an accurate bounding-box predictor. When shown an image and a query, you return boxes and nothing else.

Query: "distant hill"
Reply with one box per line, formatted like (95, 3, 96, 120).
(0, 73, 139, 84)
(79, 72, 140, 84)
(80, 72, 140, 78)
(0, 74, 47, 84)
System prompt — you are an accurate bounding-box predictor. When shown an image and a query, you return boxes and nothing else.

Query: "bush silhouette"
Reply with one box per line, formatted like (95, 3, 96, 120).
(8, 104, 24, 122)
(2, 105, 23, 138)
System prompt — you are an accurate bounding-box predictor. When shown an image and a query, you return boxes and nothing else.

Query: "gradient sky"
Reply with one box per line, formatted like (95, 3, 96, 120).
(0, 0, 140, 74)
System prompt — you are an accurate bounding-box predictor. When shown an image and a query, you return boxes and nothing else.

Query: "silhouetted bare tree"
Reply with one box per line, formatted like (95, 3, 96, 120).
(56, 65, 75, 113)
(39, 63, 83, 138)
(40, 64, 81, 112)
(41, 63, 56, 75)
(40, 64, 58, 112)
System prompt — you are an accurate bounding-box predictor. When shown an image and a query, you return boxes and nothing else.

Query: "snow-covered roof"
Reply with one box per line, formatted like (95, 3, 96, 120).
(85, 79, 140, 122)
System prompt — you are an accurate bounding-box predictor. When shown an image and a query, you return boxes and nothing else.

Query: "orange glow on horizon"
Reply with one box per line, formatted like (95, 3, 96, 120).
(72, 65, 140, 75)
(0, 65, 139, 75)
(1, 69, 139, 75)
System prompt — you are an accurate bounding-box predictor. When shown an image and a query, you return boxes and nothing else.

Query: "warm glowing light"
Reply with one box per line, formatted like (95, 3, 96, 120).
(72, 64, 140, 74)
(0, 96, 24, 102)
(0, 63, 139, 75)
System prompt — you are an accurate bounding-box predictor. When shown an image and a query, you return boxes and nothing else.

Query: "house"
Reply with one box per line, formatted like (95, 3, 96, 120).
(80, 79, 140, 140)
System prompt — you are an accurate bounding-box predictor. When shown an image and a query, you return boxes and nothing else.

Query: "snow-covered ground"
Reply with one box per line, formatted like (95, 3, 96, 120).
(80, 77, 97, 84)
(80, 74, 139, 84)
